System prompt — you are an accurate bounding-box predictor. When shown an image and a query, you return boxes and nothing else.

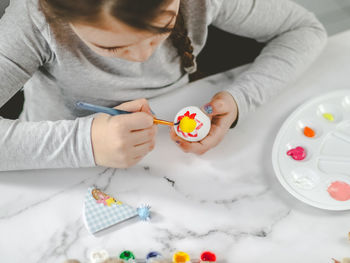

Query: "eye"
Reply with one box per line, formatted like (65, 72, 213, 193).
(160, 27, 175, 35)
(104, 47, 119, 54)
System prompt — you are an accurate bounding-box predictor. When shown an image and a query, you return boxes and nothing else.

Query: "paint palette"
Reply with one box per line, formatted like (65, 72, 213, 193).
(272, 90, 350, 210)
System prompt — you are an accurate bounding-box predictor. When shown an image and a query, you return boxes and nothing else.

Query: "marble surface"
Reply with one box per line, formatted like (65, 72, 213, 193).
(1, 31, 350, 263)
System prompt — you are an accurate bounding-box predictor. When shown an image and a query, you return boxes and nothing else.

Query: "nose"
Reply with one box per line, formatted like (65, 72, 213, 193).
(125, 42, 155, 62)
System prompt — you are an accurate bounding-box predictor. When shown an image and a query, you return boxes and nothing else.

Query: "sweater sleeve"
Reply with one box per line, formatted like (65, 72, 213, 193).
(0, 0, 96, 170)
(206, 0, 327, 127)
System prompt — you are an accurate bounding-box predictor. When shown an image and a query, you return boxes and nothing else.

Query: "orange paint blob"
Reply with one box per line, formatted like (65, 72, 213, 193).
(303, 126, 315, 138)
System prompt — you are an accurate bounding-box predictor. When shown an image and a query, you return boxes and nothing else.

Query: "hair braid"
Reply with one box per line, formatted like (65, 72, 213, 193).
(169, 5, 197, 75)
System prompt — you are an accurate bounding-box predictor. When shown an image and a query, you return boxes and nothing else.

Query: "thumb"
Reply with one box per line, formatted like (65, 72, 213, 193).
(202, 98, 228, 116)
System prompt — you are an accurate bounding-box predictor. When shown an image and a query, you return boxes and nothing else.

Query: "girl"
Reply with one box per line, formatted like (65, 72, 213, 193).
(0, 0, 327, 170)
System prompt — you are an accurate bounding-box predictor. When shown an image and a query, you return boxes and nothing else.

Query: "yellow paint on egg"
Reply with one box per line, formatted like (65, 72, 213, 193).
(179, 116, 197, 133)
(323, 113, 334, 122)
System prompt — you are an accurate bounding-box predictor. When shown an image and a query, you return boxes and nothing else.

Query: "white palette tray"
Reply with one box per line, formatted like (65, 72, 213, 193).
(272, 90, 350, 210)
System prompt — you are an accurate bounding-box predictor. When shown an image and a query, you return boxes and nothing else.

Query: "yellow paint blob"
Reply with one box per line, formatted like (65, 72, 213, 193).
(173, 252, 190, 263)
(179, 116, 197, 133)
(323, 113, 334, 122)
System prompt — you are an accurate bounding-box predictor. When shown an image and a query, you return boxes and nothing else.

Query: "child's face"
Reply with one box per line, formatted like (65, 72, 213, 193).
(70, 0, 180, 62)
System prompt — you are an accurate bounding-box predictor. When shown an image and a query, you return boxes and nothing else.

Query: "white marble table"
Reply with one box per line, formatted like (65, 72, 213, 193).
(1, 30, 350, 263)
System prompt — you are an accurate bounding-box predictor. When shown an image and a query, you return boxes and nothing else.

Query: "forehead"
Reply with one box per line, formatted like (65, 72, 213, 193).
(71, 0, 180, 47)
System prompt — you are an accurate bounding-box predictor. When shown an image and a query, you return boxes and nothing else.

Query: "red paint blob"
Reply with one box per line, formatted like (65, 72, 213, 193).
(200, 251, 216, 262)
(287, 146, 306, 161)
(327, 181, 350, 201)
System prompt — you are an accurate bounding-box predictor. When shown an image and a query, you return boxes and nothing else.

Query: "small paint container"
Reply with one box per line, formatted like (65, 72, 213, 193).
(119, 250, 136, 263)
(90, 249, 109, 263)
(172, 251, 191, 263)
(200, 251, 216, 262)
(146, 251, 164, 263)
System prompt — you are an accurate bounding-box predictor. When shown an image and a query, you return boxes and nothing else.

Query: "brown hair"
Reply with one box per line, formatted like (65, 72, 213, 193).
(91, 189, 105, 200)
(38, 0, 197, 75)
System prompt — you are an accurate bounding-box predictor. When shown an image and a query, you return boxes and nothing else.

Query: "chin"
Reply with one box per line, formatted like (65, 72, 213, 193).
(122, 56, 152, 62)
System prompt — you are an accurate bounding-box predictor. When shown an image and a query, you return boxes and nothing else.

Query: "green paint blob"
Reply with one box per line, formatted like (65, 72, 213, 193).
(120, 250, 135, 260)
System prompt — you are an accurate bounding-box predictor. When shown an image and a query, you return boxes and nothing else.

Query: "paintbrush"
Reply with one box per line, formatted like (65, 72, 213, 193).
(76, 101, 178, 126)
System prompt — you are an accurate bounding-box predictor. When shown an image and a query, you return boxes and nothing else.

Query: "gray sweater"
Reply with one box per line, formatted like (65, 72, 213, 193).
(0, 0, 327, 170)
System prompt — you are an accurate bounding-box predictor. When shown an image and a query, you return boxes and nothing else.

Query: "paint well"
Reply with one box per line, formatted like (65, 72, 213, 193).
(304, 126, 316, 137)
(323, 113, 335, 122)
(287, 146, 306, 161)
(327, 181, 350, 201)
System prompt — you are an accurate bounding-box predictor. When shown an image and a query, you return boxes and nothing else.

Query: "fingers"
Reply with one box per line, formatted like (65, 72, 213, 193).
(132, 139, 156, 157)
(169, 128, 191, 151)
(114, 112, 154, 131)
(195, 124, 226, 153)
(114, 98, 153, 115)
(201, 92, 238, 124)
(202, 98, 230, 117)
(129, 125, 158, 146)
(170, 124, 226, 155)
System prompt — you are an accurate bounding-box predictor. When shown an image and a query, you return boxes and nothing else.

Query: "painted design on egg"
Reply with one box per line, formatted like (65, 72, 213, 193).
(176, 111, 203, 138)
(174, 106, 211, 142)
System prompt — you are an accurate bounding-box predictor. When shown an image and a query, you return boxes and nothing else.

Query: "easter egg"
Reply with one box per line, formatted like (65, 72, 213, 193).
(174, 106, 211, 142)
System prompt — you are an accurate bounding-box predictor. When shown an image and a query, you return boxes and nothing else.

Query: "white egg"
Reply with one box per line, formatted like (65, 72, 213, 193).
(173, 106, 211, 142)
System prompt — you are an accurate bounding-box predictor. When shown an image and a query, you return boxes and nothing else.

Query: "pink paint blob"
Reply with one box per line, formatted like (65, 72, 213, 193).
(287, 146, 306, 161)
(327, 181, 350, 201)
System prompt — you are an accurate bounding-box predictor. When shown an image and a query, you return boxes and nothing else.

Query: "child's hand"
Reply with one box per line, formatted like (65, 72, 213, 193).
(170, 91, 238, 155)
(91, 99, 157, 168)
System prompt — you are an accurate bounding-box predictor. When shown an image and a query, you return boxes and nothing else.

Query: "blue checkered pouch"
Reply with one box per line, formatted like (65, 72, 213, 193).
(83, 187, 138, 234)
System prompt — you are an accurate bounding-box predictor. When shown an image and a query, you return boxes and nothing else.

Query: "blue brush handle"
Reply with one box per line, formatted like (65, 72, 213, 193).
(76, 101, 131, 116)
